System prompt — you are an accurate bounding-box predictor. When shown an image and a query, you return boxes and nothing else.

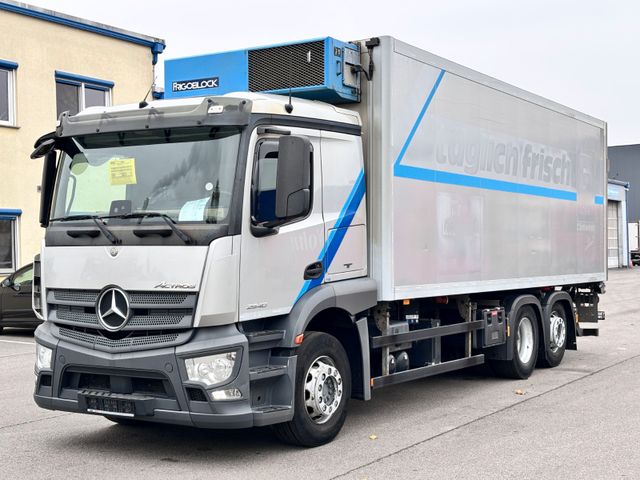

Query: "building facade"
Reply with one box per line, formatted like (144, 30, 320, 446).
(609, 144, 640, 221)
(606, 179, 629, 268)
(0, 1, 164, 275)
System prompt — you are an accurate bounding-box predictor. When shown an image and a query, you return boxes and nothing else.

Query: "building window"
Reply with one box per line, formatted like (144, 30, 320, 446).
(55, 71, 113, 118)
(0, 210, 21, 274)
(0, 59, 17, 127)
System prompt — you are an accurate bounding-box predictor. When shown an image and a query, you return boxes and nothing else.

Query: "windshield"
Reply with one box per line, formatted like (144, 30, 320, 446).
(51, 127, 241, 224)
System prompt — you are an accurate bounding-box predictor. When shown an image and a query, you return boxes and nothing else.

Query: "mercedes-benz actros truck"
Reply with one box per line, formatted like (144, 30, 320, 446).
(31, 36, 606, 446)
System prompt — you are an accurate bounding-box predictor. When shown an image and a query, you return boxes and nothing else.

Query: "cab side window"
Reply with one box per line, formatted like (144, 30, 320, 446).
(252, 139, 279, 224)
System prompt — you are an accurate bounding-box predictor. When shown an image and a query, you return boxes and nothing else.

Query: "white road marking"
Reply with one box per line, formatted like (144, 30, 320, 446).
(0, 339, 35, 346)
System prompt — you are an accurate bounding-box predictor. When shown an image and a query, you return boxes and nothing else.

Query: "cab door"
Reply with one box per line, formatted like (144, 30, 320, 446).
(238, 127, 324, 321)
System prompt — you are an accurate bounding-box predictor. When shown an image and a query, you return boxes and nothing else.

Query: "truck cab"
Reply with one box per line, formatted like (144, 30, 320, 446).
(32, 93, 374, 445)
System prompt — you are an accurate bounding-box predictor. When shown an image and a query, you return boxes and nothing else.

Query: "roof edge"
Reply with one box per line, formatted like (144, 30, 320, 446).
(0, 1, 165, 51)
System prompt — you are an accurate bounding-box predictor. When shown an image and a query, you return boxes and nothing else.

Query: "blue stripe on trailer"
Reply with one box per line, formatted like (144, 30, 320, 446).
(395, 164, 578, 201)
(393, 69, 445, 171)
(393, 68, 578, 202)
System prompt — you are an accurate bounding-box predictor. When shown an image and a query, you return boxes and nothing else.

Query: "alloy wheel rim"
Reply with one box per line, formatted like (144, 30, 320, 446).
(549, 310, 566, 353)
(516, 316, 534, 364)
(304, 355, 343, 424)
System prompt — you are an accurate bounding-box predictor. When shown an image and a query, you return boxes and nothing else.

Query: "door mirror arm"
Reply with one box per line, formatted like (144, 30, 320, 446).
(250, 223, 279, 238)
(250, 215, 283, 237)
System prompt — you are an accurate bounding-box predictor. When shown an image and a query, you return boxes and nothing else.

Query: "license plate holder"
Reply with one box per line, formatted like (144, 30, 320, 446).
(78, 389, 154, 417)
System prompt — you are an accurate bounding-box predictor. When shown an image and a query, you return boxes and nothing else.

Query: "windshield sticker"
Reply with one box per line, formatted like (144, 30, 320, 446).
(109, 158, 138, 185)
(179, 197, 210, 222)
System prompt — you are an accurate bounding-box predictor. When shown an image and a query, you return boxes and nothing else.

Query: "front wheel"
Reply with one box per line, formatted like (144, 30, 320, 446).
(272, 331, 351, 447)
(490, 305, 539, 379)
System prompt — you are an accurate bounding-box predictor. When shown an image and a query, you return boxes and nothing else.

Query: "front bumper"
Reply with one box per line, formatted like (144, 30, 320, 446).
(34, 322, 294, 429)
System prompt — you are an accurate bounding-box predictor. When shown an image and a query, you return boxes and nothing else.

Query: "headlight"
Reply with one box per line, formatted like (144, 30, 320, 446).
(36, 344, 52, 371)
(184, 351, 237, 386)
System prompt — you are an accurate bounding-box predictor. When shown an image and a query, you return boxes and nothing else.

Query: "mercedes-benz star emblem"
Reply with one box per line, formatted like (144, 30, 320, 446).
(96, 287, 131, 331)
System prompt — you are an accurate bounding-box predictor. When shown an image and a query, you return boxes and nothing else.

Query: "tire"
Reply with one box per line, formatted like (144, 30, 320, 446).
(272, 331, 351, 447)
(537, 303, 567, 368)
(490, 305, 539, 379)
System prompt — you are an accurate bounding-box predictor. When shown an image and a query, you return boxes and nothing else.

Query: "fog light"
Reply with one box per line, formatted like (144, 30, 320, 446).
(184, 351, 237, 386)
(36, 344, 52, 371)
(210, 388, 242, 401)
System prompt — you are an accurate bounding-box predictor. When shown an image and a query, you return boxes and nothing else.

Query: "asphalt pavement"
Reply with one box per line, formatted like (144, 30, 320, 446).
(0, 268, 638, 479)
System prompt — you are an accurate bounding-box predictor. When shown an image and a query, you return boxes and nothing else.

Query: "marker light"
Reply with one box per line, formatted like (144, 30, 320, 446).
(210, 388, 242, 401)
(36, 344, 52, 371)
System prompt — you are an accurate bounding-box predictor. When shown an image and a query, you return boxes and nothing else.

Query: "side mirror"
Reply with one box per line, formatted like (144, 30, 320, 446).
(1, 278, 12, 288)
(39, 150, 58, 227)
(30, 137, 56, 159)
(275, 136, 312, 220)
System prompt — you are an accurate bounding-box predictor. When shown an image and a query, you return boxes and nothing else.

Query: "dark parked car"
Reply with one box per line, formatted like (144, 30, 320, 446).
(0, 263, 41, 333)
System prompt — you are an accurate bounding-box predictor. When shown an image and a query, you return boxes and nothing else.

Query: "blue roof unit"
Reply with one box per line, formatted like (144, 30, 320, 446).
(164, 37, 361, 104)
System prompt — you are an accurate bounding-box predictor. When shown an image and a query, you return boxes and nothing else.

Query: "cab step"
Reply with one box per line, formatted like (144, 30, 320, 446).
(249, 364, 288, 381)
(252, 405, 292, 426)
(245, 330, 286, 351)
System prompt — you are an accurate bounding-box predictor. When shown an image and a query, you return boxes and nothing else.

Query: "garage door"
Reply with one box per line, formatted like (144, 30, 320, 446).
(608, 201, 620, 268)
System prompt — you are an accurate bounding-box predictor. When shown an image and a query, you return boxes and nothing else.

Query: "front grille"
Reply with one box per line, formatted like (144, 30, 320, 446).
(52, 289, 193, 307)
(48, 288, 197, 351)
(128, 313, 188, 327)
(129, 292, 190, 305)
(57, 325, 188, 352)
(55, 305, 190, 329)
(54, 289, 98, 304)
(48, 289, 196, 330)
(248, 40, 325, 92)
(56, 306, 98, 325)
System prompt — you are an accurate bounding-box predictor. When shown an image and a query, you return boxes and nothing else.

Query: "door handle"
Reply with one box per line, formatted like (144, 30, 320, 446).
(304, 261, 324, 280)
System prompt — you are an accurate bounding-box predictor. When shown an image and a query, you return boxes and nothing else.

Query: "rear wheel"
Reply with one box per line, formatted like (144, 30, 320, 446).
(537, 303, 567, 368)
(490, 305, 539, 379)
(272, 331, 351, 447)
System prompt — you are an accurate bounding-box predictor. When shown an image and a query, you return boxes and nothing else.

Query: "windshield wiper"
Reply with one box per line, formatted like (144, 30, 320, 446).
(50, 214, 98, 222)
(50, 215, 120, 245)
(115, 212, 193, 244)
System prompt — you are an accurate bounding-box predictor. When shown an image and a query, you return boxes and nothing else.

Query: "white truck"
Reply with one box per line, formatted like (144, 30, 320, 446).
(31, 36, 606, 446)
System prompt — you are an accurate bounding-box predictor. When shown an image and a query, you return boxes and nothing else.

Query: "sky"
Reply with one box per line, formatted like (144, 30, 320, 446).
(23, 0, 640, 145)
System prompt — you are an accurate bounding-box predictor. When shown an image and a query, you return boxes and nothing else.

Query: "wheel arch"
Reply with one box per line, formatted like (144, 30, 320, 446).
(489, 294, 543, 361)
(274, 278, 377, 400)
(277, 277, 377, 346)
(305, 307, 366, 400)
